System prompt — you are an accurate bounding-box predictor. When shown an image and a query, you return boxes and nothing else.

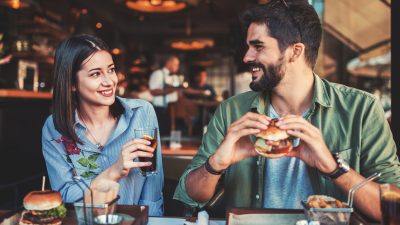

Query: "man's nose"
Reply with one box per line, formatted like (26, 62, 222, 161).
(243, 49, 255, 63)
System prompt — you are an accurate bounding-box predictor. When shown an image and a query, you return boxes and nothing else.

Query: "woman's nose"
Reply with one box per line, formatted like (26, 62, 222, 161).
(101, 74, 113, 85)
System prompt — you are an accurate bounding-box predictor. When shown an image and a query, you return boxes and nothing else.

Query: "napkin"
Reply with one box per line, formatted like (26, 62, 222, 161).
(227, 213, 306, 225)
(184, 210, 209, 225)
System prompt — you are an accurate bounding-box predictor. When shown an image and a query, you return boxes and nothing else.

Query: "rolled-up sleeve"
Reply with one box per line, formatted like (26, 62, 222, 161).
(42, 117, 90, 203)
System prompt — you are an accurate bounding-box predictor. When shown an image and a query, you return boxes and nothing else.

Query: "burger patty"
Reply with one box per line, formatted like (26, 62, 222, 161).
(22, 211, 59, 224)
(255, 138, 293, 153)
(266, 139, 292, 149)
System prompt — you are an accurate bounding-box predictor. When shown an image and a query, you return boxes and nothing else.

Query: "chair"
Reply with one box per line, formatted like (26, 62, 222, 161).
(169, 93, 199, 136)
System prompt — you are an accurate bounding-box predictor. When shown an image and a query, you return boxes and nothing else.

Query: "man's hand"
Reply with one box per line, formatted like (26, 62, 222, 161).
(276, 115, 337, 174)
(210, 112, 271, 171)
(186, 112, 270, 203)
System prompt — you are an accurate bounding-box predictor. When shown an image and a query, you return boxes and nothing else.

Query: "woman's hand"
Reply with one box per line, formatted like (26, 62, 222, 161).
(112, 138, 155, 179)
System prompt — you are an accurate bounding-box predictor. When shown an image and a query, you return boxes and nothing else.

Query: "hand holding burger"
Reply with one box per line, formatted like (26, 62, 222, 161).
(254, 118, 297, 158)
(19, 190, 67, 225)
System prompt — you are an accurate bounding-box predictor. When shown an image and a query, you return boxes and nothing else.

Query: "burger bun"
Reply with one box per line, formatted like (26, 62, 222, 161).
(23, 190, 62, 211)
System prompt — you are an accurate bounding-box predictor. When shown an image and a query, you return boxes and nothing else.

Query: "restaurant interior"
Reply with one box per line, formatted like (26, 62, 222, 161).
(0, 0, 398, 223)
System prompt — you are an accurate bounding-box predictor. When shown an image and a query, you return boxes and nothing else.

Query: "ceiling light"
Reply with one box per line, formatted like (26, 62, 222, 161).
(167, 38, 214, 51)
(0, 0, 29, 9)
(126, 0, 187, 13)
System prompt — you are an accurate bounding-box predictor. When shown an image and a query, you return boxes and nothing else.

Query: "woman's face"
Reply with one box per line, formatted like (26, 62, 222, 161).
(74, 50, 118, 109)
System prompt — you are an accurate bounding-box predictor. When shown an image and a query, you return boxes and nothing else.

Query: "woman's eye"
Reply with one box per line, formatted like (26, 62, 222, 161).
(90, 72, 100, 77)
(108, 68, 116, 73)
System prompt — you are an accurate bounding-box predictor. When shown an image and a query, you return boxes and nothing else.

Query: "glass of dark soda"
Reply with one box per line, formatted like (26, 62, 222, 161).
(380, 183, 400, 225)
(134, 128, 158, 176)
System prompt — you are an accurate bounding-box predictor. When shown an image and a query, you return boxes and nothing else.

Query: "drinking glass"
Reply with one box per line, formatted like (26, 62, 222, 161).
(380, 183, 400, 225)
(134, 128, 158, 176)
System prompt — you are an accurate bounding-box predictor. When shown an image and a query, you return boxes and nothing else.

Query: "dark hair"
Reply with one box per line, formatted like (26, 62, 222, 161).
(52, 34, 123, 144)
(240, 0, 322, 68)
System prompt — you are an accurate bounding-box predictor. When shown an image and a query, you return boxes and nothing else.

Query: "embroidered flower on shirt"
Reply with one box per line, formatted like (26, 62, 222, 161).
(55, 135, 99, 179)
(56, 136, 81, 155)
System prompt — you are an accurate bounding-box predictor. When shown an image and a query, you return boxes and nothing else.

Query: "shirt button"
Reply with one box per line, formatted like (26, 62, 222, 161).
(256, 194, 260, 200)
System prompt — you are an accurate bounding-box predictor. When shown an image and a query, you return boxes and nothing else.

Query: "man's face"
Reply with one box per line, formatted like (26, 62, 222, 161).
(166, 57, 180, 74)
(243, 23, 286, 92)
(198, 71, 208, 86)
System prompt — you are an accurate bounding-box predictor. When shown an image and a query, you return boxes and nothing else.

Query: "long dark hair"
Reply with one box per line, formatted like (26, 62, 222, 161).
(240, 0, 322, 68)
(52, 34, 123, 144)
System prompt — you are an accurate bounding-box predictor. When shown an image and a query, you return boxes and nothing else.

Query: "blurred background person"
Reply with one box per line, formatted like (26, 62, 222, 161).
(185, 67, 216, 101)
(149, 55, 180, 135)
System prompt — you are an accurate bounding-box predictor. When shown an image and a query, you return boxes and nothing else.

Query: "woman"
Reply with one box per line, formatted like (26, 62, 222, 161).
(41, 34, 163, 216)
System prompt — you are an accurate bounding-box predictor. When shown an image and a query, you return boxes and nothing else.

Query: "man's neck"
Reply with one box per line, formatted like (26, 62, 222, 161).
(270, 68, 314, 116)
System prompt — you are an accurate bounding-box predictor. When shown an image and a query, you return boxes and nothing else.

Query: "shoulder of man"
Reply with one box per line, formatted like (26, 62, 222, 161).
(321, 78, 377, 105)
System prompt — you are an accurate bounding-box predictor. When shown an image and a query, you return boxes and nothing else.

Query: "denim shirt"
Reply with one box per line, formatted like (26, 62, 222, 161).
(42, 97, 164, 216)
(174, 74, 400, 210)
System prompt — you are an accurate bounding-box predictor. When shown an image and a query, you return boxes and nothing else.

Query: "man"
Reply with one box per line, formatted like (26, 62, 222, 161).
(174, 0, 399, 221)
(185, 68, 216, 101)
(149, 55, 180, 135)
(184, 68, 217, 135)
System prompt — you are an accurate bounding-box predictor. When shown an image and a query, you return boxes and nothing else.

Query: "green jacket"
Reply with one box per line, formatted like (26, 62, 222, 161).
(173, 74, 400, 209)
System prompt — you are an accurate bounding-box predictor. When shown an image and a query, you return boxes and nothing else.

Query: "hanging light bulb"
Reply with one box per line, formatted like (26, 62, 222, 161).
(149, 0, 163, 6)
(126, 0, 187, 13)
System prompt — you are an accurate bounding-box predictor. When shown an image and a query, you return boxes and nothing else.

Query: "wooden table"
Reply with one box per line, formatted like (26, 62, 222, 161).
(0, 204, 148, 225)
(162, 144, 198, 156)
(226, 208, 378, 225)
(0, 89, 52, 99)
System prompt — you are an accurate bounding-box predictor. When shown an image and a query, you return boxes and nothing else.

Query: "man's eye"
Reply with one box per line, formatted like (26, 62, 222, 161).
(255, 45, 263, 51)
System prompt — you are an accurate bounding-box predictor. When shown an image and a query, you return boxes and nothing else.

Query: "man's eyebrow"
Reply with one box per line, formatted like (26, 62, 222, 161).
(249, 40, 263, 45)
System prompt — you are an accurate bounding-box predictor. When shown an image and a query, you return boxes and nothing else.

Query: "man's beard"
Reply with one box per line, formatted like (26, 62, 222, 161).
(249, 56, 285, 92)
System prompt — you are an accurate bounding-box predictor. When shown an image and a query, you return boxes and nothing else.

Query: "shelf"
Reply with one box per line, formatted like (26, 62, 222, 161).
(0, 89, 52, 99)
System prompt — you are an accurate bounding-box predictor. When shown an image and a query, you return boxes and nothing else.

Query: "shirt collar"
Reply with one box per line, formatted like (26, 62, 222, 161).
(162, 67, 170, 75)
(312, 73, 332, 108)
(249, 73, 332, 113)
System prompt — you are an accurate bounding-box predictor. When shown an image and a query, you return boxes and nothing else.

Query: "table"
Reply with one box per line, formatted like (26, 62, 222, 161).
(148, 217, 225, 225)
(191, 99, 220, 128)
(162, 144, 198, 156)
(0, 208, 378, 225)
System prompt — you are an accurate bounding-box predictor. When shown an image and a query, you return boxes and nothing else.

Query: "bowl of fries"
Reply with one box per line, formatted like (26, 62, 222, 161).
(301, 195, 353, 225)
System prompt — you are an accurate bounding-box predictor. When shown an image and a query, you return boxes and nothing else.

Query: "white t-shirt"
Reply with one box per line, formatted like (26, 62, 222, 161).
(149, 67, 178, 107)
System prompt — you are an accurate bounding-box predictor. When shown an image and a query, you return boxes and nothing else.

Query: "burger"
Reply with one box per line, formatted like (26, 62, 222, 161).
(19, 190, 67, 225)
(254, 119, 295, 158)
